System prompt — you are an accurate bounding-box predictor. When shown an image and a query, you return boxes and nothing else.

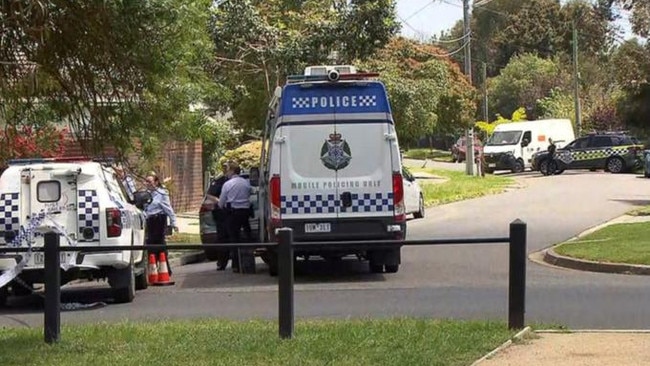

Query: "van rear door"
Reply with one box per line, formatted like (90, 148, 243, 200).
(277, 81, 400, 237)
(25, 167, 79, 264)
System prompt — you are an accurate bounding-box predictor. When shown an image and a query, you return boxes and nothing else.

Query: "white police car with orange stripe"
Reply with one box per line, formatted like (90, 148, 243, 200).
(0, 157, 147, 305)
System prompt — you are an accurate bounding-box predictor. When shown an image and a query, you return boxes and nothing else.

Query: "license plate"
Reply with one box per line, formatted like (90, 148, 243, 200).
(32, 252, 72, 265)
(488, 163, 496, 168)
(305, 223, 331, 233)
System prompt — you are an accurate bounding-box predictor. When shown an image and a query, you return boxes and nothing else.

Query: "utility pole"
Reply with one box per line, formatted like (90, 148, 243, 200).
(463, 0, 475, 176)
(482, 62, 488, 122)
(572, 20, 582, 136)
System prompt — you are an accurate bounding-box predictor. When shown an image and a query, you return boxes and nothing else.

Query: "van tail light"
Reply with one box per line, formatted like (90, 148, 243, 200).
(106, 208, 123, 237)
(392, 172, 405, 223)
(269, 175, 282, 226)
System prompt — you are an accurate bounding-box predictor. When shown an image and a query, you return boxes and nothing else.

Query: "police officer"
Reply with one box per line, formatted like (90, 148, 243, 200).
(547, 138, 557, 175)
(206, 161, 231, 271)
(218, 163, 251, 273)
(144, 174, 178, 275)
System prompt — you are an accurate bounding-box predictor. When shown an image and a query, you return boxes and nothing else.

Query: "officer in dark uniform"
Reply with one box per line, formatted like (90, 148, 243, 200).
(218, 163, 252, 273)
(144, 174, 178, 275)
(206, 162, 232, 270)
(547, 138, 557, 175)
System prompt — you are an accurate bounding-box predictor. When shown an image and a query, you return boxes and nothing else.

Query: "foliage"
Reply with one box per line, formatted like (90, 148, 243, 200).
(614, 0, 650, 37)
(537, 88, 576, 124)
(208, 0, 400, 133)
(218, 140, 263, 171)
(358, 37, 477, 144)
(488, 53, 569, 120)
(199, 115, 242, 174)
(0, 0, 219, 160)
(475, 108, 527, 136)
(0, 125, 68, 168)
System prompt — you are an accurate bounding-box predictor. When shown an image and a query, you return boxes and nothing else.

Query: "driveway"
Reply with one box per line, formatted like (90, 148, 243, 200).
(2, 170, 650, 330)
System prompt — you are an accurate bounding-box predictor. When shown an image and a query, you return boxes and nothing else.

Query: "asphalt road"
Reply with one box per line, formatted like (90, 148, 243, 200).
(2, 170, 650, 329)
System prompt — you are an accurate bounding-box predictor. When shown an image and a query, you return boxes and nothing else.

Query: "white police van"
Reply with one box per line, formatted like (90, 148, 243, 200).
(257, 66, 406, 275)
(0, 157, 148, 305)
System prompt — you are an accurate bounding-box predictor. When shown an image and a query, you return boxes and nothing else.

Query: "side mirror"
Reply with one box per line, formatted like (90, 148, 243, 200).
(133, 190, 152, 210)
(521, 139, 530, 147)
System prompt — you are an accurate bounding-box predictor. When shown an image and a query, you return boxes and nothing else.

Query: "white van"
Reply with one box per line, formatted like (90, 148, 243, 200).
(257, 66, 406, 275)
(482, 119, 575, 173)
(0, 158, 148, 305)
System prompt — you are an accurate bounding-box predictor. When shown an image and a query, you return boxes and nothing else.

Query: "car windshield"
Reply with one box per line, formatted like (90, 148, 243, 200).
(486, 131, 522, 146)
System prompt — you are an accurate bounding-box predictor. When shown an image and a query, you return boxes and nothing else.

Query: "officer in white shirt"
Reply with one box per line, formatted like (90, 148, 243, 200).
(218, 163, 251, 272)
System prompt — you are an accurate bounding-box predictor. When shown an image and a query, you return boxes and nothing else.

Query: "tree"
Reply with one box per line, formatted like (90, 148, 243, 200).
(0, 124, 67, 168)
(358, 37, 477, 144)
(208, 0, 400, 132)
(614, 0, 650, 37)
(488, 53, 570, 120)
(1, 1, 219, 159)
(475, 107, 527, 136)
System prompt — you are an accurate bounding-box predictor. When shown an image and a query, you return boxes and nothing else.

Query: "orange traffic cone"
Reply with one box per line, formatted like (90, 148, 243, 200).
(147, 253, 159, 284)
(153, 252, 175, 286)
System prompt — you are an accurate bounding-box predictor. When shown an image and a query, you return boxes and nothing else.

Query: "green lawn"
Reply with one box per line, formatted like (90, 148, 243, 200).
(402, 148, 453, 162)
(167, 232, 201, 244)
(0, 318, 518, 366)
(554, 222, 650, 265)
(412, 168, 515, 206)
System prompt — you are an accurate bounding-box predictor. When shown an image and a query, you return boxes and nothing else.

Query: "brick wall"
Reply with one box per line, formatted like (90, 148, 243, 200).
(60, 138, 204, 214)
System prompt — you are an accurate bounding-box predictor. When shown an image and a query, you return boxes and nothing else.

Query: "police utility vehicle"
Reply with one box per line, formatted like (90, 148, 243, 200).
(0, 157, 148, 305)
(256, 66, 406, 275)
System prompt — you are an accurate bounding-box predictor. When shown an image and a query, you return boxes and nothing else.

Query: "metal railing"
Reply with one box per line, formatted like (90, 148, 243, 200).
(0, 219, 527, 343)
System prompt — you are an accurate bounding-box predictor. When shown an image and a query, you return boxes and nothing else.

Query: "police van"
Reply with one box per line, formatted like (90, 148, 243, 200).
(0, 157, 148, 305)
(256, 66, 406, 275)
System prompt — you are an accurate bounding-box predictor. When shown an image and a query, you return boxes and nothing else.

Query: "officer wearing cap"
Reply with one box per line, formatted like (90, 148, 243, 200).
(218, 162, 251, 273)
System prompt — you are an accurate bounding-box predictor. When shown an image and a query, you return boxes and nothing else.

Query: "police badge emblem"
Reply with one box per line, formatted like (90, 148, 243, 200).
(321, 132, 352, 170)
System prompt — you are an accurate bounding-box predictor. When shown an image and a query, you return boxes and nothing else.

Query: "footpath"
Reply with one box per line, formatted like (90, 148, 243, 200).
(172, 164, 650, 365)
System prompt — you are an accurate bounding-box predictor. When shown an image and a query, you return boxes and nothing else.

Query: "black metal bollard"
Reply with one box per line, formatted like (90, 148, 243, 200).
(277, 228, 294, 339)
(508, 219, 527, 330)
(44, 232, 61, 344)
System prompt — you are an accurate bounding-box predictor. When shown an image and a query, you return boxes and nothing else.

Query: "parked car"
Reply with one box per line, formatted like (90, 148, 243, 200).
(531, 131, 644, 175)
(402, 167, 425, 219)
(199, 169, 259, 261)
(451, 136, 483, 163)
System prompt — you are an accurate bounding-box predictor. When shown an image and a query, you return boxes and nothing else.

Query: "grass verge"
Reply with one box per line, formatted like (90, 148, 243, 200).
(0, 318, 517, 366)
(412, 168, 515, 206)
(554, 222, 650, 265)
(403, 148, 453, 162)
(627, 205, 650, 216)
(166, 232, 200, 244)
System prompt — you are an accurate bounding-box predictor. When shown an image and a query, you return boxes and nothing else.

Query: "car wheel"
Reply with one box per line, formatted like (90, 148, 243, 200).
(606, 157, 625, 174)
(135, 253, 148, 291)
(511, 159, 524, 174)
(413, 195, 425, 219)
(539, 160, 549, 175)
(110, 264, 136, 304)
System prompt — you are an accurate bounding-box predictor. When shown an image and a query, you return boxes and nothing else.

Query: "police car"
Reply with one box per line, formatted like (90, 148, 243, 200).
(0, 157, 148, 305)
(531, 132, 644, 175)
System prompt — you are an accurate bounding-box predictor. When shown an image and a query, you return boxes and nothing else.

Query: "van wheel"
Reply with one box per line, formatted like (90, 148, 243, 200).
(385, 264, 399, 273)
(413, 195, 425, 219)
(109, 265, 136, 304)
(511, 159, 524, 174)
(606, 157, 625, 174)
(370, 263, 384, 273)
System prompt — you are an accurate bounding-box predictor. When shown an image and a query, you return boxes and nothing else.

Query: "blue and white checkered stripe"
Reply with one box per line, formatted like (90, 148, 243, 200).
(281, 192, 394, 215)
(291, 95, 378, 109)
(78, 190, 100, 242)
(0, 193, 20, 244)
